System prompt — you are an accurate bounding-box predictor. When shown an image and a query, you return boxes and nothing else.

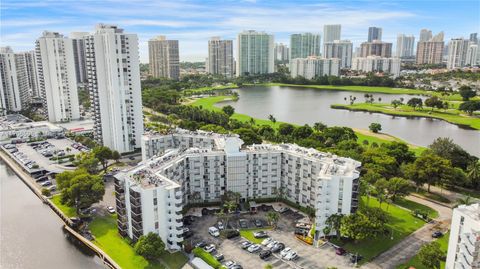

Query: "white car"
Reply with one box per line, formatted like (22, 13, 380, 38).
(204, 244, 216, 253)
(261, 238, 272, 246)
(224, 261, 236, 268)
(266, 240, 278, 249)
(217, 221, 224, 230)
(247, 244, 261, 253)
(280, 247, 292, 257)
(284, 251, 299, 261)
(209, 226, 220, 237)
(107, 206, 115, 214)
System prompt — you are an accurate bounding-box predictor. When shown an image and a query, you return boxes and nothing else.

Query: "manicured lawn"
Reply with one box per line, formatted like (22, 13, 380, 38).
(192, 247, 223, 268)
(190, 95, 425, 154)
(393, 198, 439, 219)
(397, 231, 450, 269)
(240, 228, 271, 244)
(331, 103, 480, 130)
(332, 196, 427, 264)
(160, 251, 189, 269)
(50, 195, 77, 217)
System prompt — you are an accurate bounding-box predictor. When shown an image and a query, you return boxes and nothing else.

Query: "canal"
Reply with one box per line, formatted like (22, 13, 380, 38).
(0, 159, 105, 269)
(219, 86, 480, 156)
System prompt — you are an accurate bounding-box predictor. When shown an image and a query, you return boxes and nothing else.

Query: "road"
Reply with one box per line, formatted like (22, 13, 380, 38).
(363, 195, 453, 269)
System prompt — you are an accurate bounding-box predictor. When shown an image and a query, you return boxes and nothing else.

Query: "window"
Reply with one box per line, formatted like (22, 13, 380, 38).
(153, 198, 157, 205)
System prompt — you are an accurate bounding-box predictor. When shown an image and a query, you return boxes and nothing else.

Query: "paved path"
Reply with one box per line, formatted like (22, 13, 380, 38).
(363, 195, 453, 269)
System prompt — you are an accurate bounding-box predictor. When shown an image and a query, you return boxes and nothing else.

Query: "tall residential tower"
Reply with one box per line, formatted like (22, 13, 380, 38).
(207, 37, 234, 78)
(148, 36, 180, 80)
(236, 30, 274, 76)
(290, 33, 321, 60)
(396, 34, 415, 58)
(368, 27, 382, 42)
(0, 47, 31, 115)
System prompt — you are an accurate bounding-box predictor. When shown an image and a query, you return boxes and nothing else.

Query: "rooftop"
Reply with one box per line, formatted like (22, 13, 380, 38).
(456, 203, 480, 221)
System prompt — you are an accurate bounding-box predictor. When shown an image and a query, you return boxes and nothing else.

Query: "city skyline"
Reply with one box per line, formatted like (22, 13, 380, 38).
(1, 0, 479, 62)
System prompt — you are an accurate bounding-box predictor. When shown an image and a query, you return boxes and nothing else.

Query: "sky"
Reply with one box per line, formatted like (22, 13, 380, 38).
(1, 0, 479, 62)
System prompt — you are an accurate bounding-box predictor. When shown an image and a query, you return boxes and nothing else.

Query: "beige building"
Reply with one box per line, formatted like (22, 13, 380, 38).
(207, 37, 234, 78)
(360, 40, 392, 57)
(416, 32, 444, 65)
(148, 36, 180, 80)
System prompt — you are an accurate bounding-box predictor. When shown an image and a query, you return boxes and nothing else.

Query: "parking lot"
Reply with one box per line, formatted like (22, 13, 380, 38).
(185, 204, 355, 269)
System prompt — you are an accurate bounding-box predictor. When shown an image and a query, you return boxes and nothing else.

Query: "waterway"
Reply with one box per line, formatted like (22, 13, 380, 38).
(0, 159, 104, 269)
(219, 86, 480, 156)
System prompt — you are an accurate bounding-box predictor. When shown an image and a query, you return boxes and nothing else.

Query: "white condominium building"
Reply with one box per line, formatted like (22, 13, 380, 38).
(447, 38, 471, 69)
(446, 203, 480, 269)
(84, 24, 144, 153)
(35, 31, 80, 122)
(0, 47, 31, 115)
(21, 51, 40, 98)
(236, 30, 274, 76)
(70, 32, 89, 85)
(419, 29, 433, 42)
(148, 36, 180, 80)
(116, 129, 361, 250)
(274, 43, 290, 63)
(396, 34, 415, 58)
(351, 56, 401, 78)
(466, 43, 478, 67)
(290, 57, 340, 79)
(207, 37, 234, 78)
(323, 40, 353, 68)
(323, 25, 341, 44)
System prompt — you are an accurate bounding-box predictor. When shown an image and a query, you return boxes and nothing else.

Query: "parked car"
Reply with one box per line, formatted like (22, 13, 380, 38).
(217, 221, 224, 230)
(231, 266, 243, 269)
(349, 254, 363, 263)
(241, 241, 252, 249)
(280, 247, 292, 258)
(204, 244, 216, 253)
(259, 250, 272, 260)
(40, 181, 52, 187)
(209, 226, 220, 237)
(239, 219, 248, 229)
(195, 241, 206, 248)
(335, 247, 346, 256)
(266, 241, 278, 249)
(254, 219, 262, 227)
(432, 231, 443, 238)
(247, 244, 261, 253)
(225, 229, 240, 239)
(261, 238, 273, 246)
(284, 251, 298, 261)
(271, 242, 285, 253)
(253, 231, 268, 238)
(224, 261, 236, 268)
(47, 185, 57, 192)
(278, 207, 289, 213)
(214, 253, 224, 261)
(107, 206, 115, 214)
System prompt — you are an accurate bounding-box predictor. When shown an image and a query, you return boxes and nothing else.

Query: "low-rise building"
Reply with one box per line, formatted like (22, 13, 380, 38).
(115, 129, 361, 250)
(0, 114, 64, 141)
(290, 57, 340, 79)
(351, 56, 401, 77)
(446, 203, 480, 269)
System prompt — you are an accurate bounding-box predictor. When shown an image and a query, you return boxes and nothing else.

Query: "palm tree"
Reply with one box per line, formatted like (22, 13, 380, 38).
(455, 196, 474, 207)
(325, 214, 343, 239)
(268, 114, 276, 126)
(467, 161, 480, 189)
(249, 117, 256, 126)
(224, 200, 237, 228)
(274, 186, 285, 202)
(266, 211, 280, 229)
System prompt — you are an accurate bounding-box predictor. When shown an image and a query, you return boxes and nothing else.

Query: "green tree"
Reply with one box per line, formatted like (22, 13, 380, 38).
(425, 96, 444, 111)
(459, 85, 476, 101)
(386, 177, 411, 201)
(459, 100, 480, 115)
(429, 137, 477, 170)
(278, 123, 295, 136)
(75, 152, 100, 174)
(57, 171, 105, 213)
(403, 151, 454, 192)
(407, 97, 423, 110)
(467, 160, 480, 189)
(93, 146, 113, 172)
(266, 211, 280, 228)
(391, 99, 402, 109)
(268, 114, 276, 125)
(222, 105, 235, 117)
(112, 150, 121, 163)
(134, 232, 165, 261)
(418, 242, 443, 269)
(455, 195, 474, 207)
(325, 213, 343, 239)
(313, 122, 327, 131)
(234, 128, 262, 145)
(41, 188, 51, 197)
(293, 125, 313, 139)
(369, 123, 382, 133)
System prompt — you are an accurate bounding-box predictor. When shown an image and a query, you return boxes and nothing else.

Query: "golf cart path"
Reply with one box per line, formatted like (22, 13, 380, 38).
(362, 195, 452, 269)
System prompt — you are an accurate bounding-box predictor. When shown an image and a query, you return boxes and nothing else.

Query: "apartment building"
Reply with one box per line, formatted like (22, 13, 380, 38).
(0, 47, 31, 115)
(466, 43, 478, 67)
(368, 27, 382, 42)
(447, 38, 471, 69)
(236, 30, 274, 76)
(351, 56, 401, 77)
(323, 40, 353, 68)
(290, 33, 321, 60)
(274, 43, 290, 63)
(148, 36, 180, 80)
(445, 203, 480, 269)
(70, 32, 89, 85)
(84, 24, 144, 153)
(116, 129, 361, 250)
(290, 57, 340, 79)
(360, 40, 393, 58)
(35, 31, 80, 122)
(207, 37, 234, 78)
(396, 34, 415, 58)
(416, 32, 444, 65)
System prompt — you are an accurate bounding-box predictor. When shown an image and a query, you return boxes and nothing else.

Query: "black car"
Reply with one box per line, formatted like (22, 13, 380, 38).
(432, 231, 443, 238)
(271, 242, 285, 253)
(259, 250, 272, 260)
(195, 241, 207, 248)
(350, 254, 363, 263)
(225, 229, 240, 239)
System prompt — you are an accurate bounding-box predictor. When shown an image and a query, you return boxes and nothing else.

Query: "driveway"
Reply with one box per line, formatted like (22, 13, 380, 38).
(363, 195, 453, 269)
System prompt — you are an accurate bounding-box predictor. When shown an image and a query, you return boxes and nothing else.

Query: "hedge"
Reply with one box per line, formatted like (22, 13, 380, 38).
(192, 247, 222, 268)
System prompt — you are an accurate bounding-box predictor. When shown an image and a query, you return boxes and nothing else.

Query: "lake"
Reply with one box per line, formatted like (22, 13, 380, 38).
(218, 86, 480, 156)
